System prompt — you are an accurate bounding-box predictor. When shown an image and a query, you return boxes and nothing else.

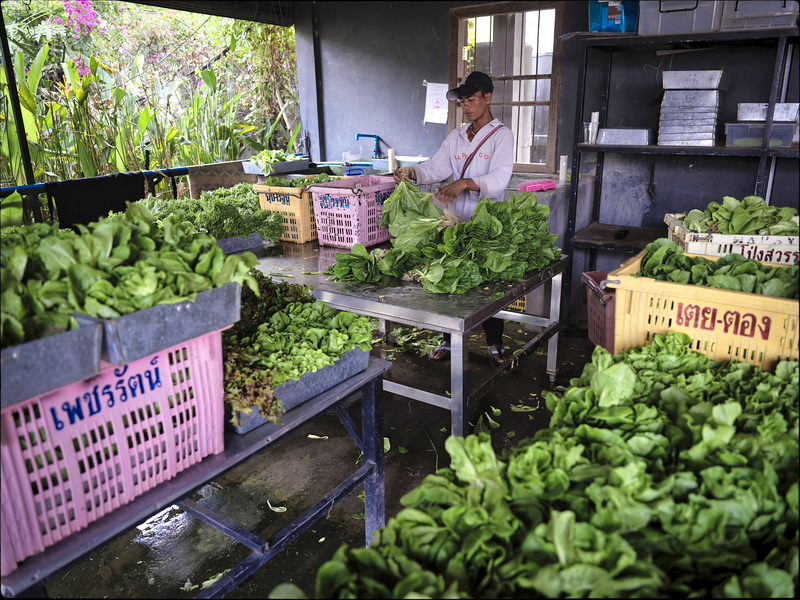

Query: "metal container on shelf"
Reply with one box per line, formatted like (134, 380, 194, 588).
(662, 69, 728, 90)
(661, 89, 720, 108)
(737, 102, 800, 122)
(660, 107, 718, 116)
(657, 138, 715, 147)
(596, 128, 653, 145)
(658, 132, 716, 141)
(657, 117, 717, 125)
(659, 125, 717, 135)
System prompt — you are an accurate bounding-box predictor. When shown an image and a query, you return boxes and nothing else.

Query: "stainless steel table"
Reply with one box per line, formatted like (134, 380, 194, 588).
(1, 358, 391, 599)
(255, 242, 568, 438)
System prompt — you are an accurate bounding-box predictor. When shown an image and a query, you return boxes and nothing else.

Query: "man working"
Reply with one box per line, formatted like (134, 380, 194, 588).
(394, 71, 514, 366)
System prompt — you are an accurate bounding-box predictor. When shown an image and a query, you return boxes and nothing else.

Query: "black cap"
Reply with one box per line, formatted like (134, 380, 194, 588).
(446, 72, 494, 101)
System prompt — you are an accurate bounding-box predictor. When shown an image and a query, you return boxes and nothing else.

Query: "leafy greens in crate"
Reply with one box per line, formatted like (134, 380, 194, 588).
(271, 331, 798, 599)
(260, 173, 336, 188)
(223, 269, 373, 427)
(1, 202, 257, 349)
(325, 181, 560, 294)
(250, 149, 297, 171)
(138, 182, 284, 242)
(638, 239, 798, 299)
(678, 195, 798, 236)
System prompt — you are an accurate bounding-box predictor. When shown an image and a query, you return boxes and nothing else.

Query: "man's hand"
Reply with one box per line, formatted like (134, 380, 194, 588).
(433, 179, 473, 207)
(394, 166, 416, 184)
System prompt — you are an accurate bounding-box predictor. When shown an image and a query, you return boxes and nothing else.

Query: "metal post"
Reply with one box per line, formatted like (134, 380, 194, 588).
(0, 4, 42, 221)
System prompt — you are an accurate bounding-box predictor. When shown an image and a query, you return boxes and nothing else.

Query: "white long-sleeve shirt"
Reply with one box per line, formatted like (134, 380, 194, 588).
(413, 119, 514, 222)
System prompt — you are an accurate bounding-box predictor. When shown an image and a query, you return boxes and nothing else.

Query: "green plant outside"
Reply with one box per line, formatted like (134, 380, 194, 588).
(0, 1, 301, 223)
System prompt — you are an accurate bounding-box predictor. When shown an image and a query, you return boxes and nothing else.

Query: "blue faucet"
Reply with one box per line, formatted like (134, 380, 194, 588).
(355, 133, 380, 159)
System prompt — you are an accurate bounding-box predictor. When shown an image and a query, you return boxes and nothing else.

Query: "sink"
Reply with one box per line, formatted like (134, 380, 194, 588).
(314, 161, 379, 176)
(372, 156, 427, 172)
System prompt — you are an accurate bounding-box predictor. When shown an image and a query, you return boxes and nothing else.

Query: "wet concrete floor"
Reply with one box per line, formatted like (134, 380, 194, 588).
(41, 325, 595, 599)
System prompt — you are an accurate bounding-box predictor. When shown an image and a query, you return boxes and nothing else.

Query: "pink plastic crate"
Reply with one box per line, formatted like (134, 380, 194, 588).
(308, 175, 395, 248)
(0, 330, 226, 576)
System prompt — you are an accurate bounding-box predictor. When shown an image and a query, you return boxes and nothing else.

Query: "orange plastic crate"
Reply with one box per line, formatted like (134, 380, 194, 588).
(255, 182, 317, 243)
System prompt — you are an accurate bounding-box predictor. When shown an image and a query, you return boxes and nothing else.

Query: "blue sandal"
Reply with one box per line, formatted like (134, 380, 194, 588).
(488, 345, 508, 367)
(428, 344, 451, 362)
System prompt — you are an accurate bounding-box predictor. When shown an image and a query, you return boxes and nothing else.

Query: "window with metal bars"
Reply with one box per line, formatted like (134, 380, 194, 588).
(450, 2, 565, 174)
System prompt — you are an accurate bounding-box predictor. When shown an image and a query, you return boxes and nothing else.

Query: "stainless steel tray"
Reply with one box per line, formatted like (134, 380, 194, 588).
(596, 128, 653, 145)
(737, 103, 800, 122)
(662, 70, 728, 90)
(658, 125, 717, 134)
(658, 132, 716, 140)
(662, 90, 720, 108)
(661, 108, 718, 116)
(658, 118, 717, 126)
(657, 139, 715, 147)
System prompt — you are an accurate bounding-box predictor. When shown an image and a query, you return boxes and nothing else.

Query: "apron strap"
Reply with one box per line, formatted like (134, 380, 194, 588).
(459, 124, 505, 180)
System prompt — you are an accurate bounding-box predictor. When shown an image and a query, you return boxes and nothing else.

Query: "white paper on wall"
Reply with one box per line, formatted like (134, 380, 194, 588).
(423, 82, 448, 124)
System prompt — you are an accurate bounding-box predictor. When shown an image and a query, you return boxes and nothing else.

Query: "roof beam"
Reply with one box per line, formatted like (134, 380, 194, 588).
(128, 1, 294, 27)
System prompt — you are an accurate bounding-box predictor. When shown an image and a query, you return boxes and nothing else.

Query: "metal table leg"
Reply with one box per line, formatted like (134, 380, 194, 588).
(450, 330, 468, 437)
(547, 272, 563, 383)
(361, 376, 385, 544)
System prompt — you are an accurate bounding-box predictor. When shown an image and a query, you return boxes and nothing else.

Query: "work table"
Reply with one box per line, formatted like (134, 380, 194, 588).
(251, 241, 568, 437)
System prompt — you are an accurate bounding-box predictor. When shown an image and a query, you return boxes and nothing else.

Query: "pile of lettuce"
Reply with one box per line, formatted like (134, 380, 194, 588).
(138, 183, 284, 242)
(637, 238, 799, 299)
(326, 181, 560, 294)
(678, 195, 798, 236)
(1, 203, 257, 349)
(223, 269, 373, 427)
(271, 331, 798, 598)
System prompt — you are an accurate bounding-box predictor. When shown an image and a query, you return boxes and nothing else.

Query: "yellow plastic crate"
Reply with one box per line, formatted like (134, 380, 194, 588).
(606, 250, 799, 371)
(508, 296, 527, 312)
(254, 182, 317, 244)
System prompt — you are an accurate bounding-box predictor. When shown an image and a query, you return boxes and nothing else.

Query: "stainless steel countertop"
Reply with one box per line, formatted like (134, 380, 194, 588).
(252, 242, 569, 333)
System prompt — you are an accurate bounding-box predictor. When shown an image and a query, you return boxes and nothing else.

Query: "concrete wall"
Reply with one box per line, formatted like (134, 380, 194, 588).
(296, 1, 589, 166)
(295, 1, 464, 163)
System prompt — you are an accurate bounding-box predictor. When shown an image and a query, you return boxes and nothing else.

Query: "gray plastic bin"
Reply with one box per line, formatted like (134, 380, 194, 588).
(226, 348, 370, 434)
(638, 0, 723, 34)
(720, 0, 799, 30)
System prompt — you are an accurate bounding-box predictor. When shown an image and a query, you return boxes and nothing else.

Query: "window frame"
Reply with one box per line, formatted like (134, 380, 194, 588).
(448, 1, 566, 174)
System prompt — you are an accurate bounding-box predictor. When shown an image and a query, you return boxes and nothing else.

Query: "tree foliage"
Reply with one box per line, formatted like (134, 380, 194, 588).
(0, 0, 300, 199)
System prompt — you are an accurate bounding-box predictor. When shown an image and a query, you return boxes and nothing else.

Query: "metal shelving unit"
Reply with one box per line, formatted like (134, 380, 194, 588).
(562, 27, 800, 322)
(1, 360, 391, 598)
